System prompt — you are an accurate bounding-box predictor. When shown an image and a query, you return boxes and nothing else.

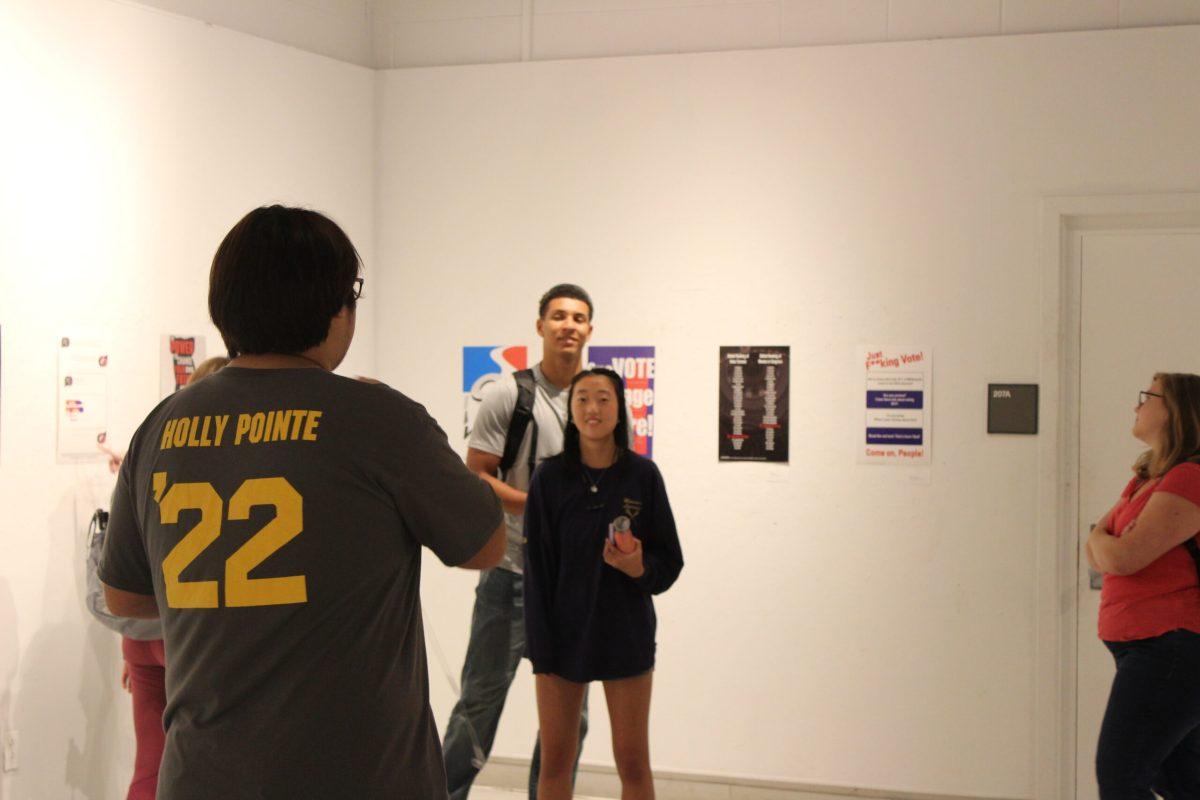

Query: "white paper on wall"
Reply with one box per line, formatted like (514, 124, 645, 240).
(858, 346, 932, 466)
(161, 335, 207, 398)
(57, 333, 110, 461)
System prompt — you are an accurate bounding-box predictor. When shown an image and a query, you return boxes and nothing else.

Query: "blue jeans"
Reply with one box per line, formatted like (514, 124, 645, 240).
(1097, 629, 1200, 799)
(443, 568, 588, 799)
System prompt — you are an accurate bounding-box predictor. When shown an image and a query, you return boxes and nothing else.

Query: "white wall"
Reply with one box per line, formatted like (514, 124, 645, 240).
(0, 1, 375, 797)
(4, 6, 1200, 797)
(375, 26, 1200, 798)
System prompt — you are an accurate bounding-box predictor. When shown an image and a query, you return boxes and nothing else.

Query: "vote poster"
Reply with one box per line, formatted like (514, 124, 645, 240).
(719, 346, 789, 462)
(588, 346, 655, 459)
(160, 335, 207, 398)
(462, 345, 528, 439)
(57, 333, 110, 461)
(859, 346, 932, 465)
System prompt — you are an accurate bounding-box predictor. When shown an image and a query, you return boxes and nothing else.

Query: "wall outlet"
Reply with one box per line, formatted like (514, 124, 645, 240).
(3, 728, 17, 772)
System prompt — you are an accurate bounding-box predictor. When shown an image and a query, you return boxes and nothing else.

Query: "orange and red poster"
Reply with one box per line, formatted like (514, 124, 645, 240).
(160, 335, 206, 398)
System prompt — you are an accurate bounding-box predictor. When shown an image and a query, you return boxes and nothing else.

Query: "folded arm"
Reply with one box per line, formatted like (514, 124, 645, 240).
(1088, 492, 1200, 576)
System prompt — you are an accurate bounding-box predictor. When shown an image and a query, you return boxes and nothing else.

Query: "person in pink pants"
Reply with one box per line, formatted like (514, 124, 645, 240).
(121, 638, 167, 800)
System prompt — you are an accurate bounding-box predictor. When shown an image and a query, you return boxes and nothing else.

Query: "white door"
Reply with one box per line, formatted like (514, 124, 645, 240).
(1076, 230, 1200, 799)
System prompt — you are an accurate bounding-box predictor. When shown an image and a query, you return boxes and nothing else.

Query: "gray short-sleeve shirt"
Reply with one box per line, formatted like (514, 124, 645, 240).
(468, 364, 568, 572)
(99, 367, 501, 800)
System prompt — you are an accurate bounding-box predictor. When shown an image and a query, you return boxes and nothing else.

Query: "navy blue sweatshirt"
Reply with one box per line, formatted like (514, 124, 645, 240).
(523, 452, 683, 682)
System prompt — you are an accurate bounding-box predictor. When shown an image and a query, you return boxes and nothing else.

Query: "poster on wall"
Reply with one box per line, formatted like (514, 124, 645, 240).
(858, 346, 932, 465)
(462, 345, 528, 439)
(589, 346, 655, 459)
(160, 335, 206, 398)
(57, 333, 110, 461)
(718, 346, 789, 462)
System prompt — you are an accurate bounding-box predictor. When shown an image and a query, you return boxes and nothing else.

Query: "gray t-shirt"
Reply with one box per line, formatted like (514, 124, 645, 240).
(468, 364, 568, 573)
(99, 367, 501, 800)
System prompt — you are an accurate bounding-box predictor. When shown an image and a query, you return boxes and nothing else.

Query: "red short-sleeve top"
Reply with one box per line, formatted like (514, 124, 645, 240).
(1099, 462, 1200, 641)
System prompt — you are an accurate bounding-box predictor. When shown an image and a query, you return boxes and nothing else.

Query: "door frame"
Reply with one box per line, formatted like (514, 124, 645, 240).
(1037, 193, 1200, 800)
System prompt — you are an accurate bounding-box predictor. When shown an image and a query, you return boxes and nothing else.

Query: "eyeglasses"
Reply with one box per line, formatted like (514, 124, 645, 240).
(1138, 390, 1163, 407)
(349, 276, 364, 301)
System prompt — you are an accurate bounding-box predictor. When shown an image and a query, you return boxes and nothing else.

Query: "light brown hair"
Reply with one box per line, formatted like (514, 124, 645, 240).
(190, 356, 230, 384)
(1134, 372, 1200, 479)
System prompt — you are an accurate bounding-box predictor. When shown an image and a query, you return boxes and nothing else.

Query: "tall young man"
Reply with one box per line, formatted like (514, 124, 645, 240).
(443, 284, 594, 799)
(100, 205, 506, 799)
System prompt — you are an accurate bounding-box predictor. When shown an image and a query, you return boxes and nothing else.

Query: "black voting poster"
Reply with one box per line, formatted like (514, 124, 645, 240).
(719, 346, 789, 462)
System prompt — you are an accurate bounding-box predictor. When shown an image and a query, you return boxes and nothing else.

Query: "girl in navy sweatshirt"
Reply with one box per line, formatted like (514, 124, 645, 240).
(523, 367, 683, 800)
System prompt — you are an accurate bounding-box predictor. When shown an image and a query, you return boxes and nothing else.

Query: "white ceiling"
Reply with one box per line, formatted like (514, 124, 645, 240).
(118, 0, 1200, 69)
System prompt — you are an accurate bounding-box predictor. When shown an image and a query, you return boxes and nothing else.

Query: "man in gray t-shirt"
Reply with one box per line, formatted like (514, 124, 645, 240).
(100, 206, 506, 800)
(443, 284, 594, 799)
(468, 363, 568, 573)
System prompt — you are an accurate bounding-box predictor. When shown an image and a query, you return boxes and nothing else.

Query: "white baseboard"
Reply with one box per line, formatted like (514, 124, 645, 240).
(475, 757, 1023, 800)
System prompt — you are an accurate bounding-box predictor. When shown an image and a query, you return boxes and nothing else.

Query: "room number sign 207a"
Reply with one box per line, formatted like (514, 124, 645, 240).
(154, 472, 307, 609)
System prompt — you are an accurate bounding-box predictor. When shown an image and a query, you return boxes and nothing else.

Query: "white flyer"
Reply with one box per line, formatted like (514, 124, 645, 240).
(858, 346, 932, 465)
(57, 333, 110, 461)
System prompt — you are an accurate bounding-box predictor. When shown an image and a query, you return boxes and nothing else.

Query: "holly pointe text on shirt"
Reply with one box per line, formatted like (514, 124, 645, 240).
(158, 410, 323, 450)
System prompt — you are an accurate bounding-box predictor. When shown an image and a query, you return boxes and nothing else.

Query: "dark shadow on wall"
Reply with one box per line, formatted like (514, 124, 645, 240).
(69, 624, 125, 798)
(8, 487, 124, 799)
(0, 577, 17, 800)
(10, 621, 120, 799)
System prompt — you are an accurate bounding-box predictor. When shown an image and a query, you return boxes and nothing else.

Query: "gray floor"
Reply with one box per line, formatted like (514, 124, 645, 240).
(471, 789, 606, 800)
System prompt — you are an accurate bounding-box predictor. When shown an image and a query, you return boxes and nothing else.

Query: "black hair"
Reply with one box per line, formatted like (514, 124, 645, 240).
(538, 284, 594, 321)
(562, 367, 629, 473)
(208, 205, 361, 358)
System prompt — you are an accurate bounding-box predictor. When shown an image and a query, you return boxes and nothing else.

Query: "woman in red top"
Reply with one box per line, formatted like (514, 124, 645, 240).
(1088, 372, 1200, 798)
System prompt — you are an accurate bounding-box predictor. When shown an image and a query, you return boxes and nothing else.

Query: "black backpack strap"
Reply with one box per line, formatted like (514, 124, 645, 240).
(498, 369, 537, 480)
(527, 414, 539, 476)
(1185, 539, 1200, 586)
(1182, 454, 1200, 586)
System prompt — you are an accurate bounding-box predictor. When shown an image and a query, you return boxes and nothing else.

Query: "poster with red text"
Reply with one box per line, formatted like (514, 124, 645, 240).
(719, 346, 789, 462)
(589, 346, 655, 459)
(463, 346, 528, 440)
(160, 335, 207, 398)
(858, 346, 931, 465)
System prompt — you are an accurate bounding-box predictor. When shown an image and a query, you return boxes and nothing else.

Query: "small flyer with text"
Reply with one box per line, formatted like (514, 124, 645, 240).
(858, 346, 931, 465)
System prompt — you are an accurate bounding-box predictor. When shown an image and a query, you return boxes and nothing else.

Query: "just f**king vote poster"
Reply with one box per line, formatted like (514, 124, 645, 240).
(462, 346, 528, 440)
(859, 346, 931, 465)
(588, 346, 655, 459)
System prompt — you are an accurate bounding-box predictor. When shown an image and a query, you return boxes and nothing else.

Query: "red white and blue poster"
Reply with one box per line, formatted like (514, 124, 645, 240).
(589, 346, 655, 458)
(858, 345, 932, 465)
(463, 346, 528, 439)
